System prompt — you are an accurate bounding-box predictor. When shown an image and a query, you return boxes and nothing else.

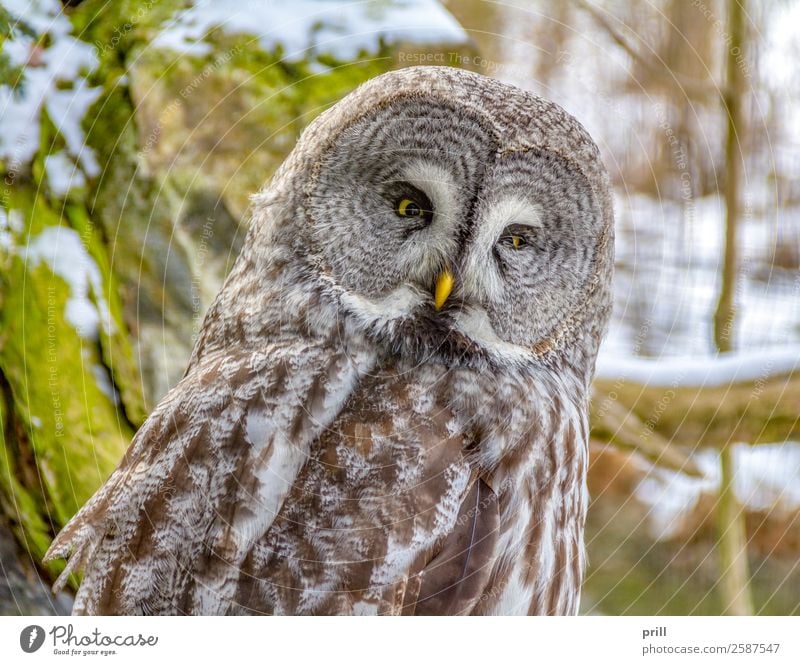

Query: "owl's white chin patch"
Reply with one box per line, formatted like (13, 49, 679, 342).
(339, 286, 537, 366)
(452, 307, 535, 364)
(339, 284, 426, 327)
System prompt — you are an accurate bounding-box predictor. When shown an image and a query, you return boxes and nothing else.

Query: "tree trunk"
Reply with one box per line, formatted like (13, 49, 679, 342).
(712, 0, 753, 616)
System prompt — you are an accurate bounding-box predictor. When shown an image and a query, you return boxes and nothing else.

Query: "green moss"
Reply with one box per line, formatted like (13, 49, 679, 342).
(0, 381, 55, 566)
(64, 203, 147, 427)
(69, 0, 182, 64)
(0, 187, 133, 570)
(124, 30, 393, 216)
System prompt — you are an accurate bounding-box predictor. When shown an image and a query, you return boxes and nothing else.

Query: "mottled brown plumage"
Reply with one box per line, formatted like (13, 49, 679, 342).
(46, 66, 613, 615)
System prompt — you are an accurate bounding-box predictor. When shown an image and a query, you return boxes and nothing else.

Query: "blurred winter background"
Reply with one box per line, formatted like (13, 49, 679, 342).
(0, 0, 798, 615)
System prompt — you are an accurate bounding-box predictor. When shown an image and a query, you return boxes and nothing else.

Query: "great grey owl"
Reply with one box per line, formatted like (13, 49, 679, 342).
(46, 66, 614, 615)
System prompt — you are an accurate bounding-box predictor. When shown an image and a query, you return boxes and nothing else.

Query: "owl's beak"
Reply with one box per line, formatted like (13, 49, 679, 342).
(433, 269, 454, 311)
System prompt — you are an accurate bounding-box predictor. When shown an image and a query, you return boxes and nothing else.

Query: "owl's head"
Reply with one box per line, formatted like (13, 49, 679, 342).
(242, 67, 613, 381)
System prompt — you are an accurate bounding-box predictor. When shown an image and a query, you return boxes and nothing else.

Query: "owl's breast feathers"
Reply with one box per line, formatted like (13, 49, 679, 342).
(46, 339, 587, 615)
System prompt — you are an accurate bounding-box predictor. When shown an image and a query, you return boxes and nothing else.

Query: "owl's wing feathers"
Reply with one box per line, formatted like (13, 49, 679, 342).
(407, 478, 499, 615)
(45, 340, 374, 614)
(233, 367, 501, 616)
(47, 345, 501, 615)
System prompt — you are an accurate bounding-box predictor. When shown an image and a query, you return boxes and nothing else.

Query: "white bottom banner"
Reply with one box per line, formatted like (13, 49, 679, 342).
(1, 616, 797, 664)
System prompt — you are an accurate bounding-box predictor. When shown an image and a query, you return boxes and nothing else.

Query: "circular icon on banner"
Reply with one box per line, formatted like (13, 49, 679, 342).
(20, 625, 45, 653)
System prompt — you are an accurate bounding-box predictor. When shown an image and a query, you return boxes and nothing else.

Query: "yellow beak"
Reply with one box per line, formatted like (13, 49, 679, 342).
(434, 269, 454, 311)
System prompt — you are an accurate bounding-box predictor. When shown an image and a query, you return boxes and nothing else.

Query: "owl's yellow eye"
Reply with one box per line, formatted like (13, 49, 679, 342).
(397, 198, 423, 217)
(393, 186, 433, 224)
(499, 229, 528, 250)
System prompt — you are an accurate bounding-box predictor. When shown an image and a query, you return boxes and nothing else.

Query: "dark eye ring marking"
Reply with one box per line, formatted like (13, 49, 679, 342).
(498, 223, 535, 250)
(392, 182, 434, 226)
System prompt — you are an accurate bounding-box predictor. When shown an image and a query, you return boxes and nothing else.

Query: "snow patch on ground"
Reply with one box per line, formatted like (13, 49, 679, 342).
(605, 193, 800, 359)
(599, 192, 800, 383)
(22, 226, 114, 341)
(596, 345, 800, 387)
(152, 0, 469, 59)
(636, 442, 800, 540)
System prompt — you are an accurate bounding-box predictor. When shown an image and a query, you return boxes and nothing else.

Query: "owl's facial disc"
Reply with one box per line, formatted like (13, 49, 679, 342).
(305, 92, 603, 362)
(453, 148, 603, 351)
(307, 96, 497, 317)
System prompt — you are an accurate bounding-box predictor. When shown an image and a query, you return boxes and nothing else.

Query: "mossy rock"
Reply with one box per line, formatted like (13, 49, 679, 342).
(0, 185, 135, 569)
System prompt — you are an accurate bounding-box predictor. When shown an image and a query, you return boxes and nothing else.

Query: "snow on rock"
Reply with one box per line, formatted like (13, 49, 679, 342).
(0, 208, 24, 252)
(45, 81, 102, 177)
(635, 455, 718, 541)
(43, 151, 86, 196)
(91, 363, 120, 404)
(635, 442, 800, 540)
(0, 209, 13, 251)
(0, 0, 101, 172)
(152, 0, 469, 59)
(22, 226, 114, 341)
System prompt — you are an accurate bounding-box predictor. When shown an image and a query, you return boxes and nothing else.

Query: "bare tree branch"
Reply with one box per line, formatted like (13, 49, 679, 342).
(574, 0, 726, 99)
